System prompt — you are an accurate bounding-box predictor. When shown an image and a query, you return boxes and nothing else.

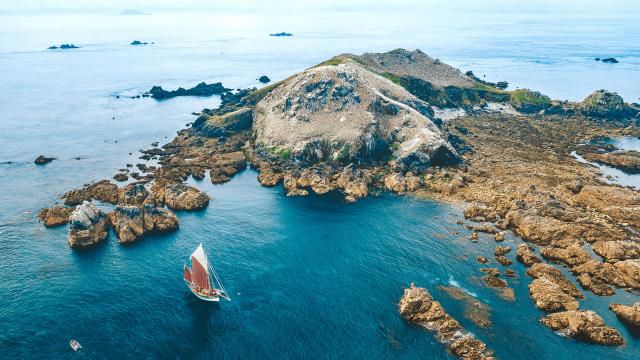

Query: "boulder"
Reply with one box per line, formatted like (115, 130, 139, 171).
(163, 183, 210, 211)
(494, 245, 511, 256)
(577, 90, 632, 119)
(68, 201, 110, 248)
(38, 206, 74, 227)
(609, 302, 640, 328)
(258, 75, 271, 83)
(527, 263, 583, 311)
(540, 310, 624, 346)
(109, 205, 178, 243)
(119, 183, 150, 206)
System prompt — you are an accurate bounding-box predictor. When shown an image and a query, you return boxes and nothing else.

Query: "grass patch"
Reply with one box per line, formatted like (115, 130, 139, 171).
(311, 56, 349, 68)
(381, 72, 402, 85)
(510, 89, 551, 106)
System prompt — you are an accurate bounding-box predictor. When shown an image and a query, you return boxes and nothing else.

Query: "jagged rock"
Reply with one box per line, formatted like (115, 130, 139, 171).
(494, 245, 511, 256)
(496, 256, 512, 266)
(257, 167, 283, 186)
(113, 173, 128, 182)
(470, 232, 478, 242)
(109, 205, 178, 243)
(592, 241, 640, 262)
(68, 201, 110, 248)
(540, 310, 624, 346)
(38, 206, 74, 227)
(146, 82, 231, 100)
(477, 256, 489, 264)
(62, 180, 119, 206)
(494, 231, 505, 242)
(540, 241, 591, 267)
(575, 185, 640, 228)
(527, 263, 583, 311)
(34, 155, 55, 165)
(384, 173, 407, 193)
(118, 183, 150, 206)
(463, 203, 498, 222)
(162, 183, 210, 210)
(516, 244, 542, 267)
(480, 268, 500, 277)
(399, 283, 493, 359)
(258, 75, 271, 83)
(609, 302, 640, 328)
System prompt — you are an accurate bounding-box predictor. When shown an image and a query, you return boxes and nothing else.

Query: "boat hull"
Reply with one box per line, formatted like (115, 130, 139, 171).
(191, 288, 220, 302)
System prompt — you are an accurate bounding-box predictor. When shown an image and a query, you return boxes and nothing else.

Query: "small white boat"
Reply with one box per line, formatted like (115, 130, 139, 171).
(184, 243, 230, 302)
(70, 339, 82, 351)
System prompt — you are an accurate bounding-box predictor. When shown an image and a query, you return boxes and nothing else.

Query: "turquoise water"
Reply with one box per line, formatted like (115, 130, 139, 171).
(1, 9, 640, 359)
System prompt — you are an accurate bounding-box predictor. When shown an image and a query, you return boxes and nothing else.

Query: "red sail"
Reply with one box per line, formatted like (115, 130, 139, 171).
(184, 265, 192, 283)
(191, 256, 211, 290)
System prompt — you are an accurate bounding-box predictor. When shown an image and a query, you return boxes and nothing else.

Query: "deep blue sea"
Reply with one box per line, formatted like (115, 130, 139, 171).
(1, 8, 639, 359)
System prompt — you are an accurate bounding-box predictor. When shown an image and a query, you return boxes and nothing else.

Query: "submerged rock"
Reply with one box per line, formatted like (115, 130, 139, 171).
(68, 201, 110, 248)
(109, 205, 178, 243)
(540, 310, 624, 346)
(399, 283, 494, 359)
(609, 302, 640, 328)
(38, 205, 74, 227)
(269, 32, 293, 37)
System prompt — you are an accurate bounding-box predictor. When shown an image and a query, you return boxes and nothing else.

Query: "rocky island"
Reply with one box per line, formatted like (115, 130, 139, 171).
(144, 82, 231, 100)
(39, 48, 640, 350)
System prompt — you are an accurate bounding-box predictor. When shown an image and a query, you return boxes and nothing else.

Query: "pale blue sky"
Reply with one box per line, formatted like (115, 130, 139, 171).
(1, 0, 637, 15)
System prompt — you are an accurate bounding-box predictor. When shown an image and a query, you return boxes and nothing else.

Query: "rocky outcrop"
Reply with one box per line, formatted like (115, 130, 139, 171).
(527, 263, 583, 311)
(577, 90, 635, 120)
(509, 89, 553, 114)
(193, 107, 253, 137)
(109, 205, 179, 243)
(146, 82, 231, 100)
(38, 206, 74, 227)
(399, 283, 494, 359)
(540, 310, 624, 346)
(68, 201, 110, 248)
(516, 244, 542, 267)
(62, 180, 119, 206)
(258, 75, 271, 83)
(252, 58, 460, 171)
(34, 155, 55, 165)
(609, 302, 640, 328)
(162, 183, 210, 211)
(119, 183, 150, 206)
(592, 240, 640, 262)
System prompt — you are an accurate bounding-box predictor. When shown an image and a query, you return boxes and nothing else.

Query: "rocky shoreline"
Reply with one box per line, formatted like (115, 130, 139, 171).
(39, 48, 640, 350)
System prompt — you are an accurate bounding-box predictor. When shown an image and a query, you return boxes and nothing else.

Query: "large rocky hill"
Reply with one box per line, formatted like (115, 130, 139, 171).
(253, 58, 460, 171)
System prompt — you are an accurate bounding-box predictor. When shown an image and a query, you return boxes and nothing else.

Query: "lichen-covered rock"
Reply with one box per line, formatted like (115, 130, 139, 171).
(38, 205, 74, 227)
(609, 302, 640, 328)
(68, 201, 110, 248)
(253, 58, 460, 171)
(577, 90, 633, 120)
(540, 310, 624, 346)
(516, 244, 542, 267)
(109, 205, 178, 243)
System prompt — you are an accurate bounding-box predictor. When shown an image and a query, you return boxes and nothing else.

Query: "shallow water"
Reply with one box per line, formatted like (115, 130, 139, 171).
(1, 9, 640, 359)
(572, 136, 640, 189)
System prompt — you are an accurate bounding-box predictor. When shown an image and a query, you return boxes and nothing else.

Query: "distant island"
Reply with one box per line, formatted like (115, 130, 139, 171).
(38, 49, 640, 351)
(270, 32, 293, 37)
(131, 40, 152, 46)
(47, 44, 79, 50)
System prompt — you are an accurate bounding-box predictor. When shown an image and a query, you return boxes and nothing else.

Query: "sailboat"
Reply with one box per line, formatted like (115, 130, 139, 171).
(184, 243, 230, 302)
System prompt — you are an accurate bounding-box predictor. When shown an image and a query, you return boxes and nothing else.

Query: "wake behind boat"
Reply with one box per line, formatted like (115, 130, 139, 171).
(184, 243, 230, 302)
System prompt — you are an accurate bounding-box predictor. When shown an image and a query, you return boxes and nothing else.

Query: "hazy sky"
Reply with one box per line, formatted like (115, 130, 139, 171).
(1, 0, 637, 15)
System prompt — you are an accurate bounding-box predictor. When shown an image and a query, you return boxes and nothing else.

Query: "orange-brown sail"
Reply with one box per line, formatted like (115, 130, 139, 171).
(191, 244, 211, 290)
